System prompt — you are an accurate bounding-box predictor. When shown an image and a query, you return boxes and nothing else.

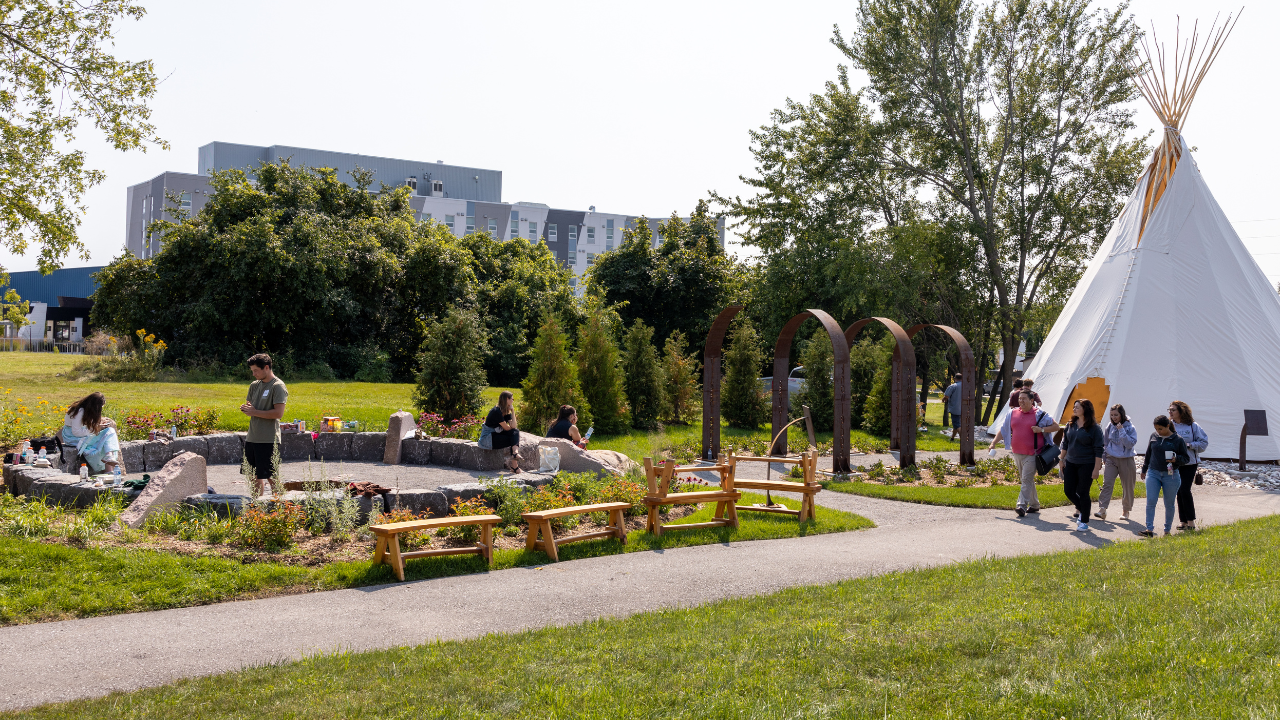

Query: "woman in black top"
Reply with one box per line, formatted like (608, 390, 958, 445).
(480, 390, 521, 473)
(546, 405, 588, 449)
(1139, 415, 1191, 537)
(1061, 399, 1105, 531)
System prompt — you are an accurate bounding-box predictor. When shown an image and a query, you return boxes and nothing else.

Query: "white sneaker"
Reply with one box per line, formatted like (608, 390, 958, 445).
(1076, 521, 1088, 532)
(1095, 509, 1107, 521)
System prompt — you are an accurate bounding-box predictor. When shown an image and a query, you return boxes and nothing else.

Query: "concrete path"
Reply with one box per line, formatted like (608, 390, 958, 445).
(2, 484, 1277, 711)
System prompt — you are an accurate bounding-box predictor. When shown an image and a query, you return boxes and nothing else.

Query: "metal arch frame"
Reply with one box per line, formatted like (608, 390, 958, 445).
(702, 305, 744, 460)
(845, 318, 917, 468)
(906, 324, 976, 466)
(771, 310, 852, 472)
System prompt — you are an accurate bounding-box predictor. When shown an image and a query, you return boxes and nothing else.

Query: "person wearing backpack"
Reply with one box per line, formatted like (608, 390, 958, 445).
(990, 389, 1060, 518)
(1139, 415, 1191, 537)
(1060, 399, 1105, 531)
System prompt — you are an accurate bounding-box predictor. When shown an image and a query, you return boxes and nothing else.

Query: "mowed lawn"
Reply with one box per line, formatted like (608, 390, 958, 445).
(0, 351, 964, 455)
(0, 492, 871, 625)
(17, 515, 1280, 718)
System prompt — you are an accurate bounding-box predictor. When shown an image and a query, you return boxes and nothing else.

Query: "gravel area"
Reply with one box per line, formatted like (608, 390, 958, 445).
(1199, 460, 1280, 492)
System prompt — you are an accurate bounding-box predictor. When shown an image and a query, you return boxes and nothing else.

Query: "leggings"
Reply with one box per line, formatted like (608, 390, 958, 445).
(490, 428, 520, 451)
(1176, 463, 1198, 522)
(1061, 460, 1095, 525)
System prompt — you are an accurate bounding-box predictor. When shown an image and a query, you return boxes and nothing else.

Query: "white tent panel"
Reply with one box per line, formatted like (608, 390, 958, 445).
(992, 139, 1280, 460)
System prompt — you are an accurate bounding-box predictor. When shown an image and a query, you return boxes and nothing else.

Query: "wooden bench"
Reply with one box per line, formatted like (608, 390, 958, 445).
(728, 450, 822, 522)
(642, 456, 740, 536)
(370, 514, 502, 581)
(523, 501, 633, 562)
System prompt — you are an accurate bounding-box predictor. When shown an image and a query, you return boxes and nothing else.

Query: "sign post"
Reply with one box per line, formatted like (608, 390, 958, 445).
(1240, 410, 1269, 471)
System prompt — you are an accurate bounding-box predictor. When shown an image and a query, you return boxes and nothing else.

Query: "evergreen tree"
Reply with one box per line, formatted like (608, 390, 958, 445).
(621, 319, 665, 430)
(412, 306, 489, 423)
(576, 301, 629, 435)
(660, 330, 700, 424)
(519, 312, 591, 433)
(849, 335, 890, 429)
(721, 317, 770, 429)
(793, 327, 834, 431)
(862, 359, 894, 437)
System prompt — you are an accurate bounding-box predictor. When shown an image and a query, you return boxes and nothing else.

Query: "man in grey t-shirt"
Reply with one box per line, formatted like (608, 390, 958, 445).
(240, 353, 288, 495)
(942, 373, 963, 440)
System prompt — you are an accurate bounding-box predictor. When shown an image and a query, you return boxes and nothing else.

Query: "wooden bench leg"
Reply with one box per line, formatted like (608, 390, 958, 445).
(611, 508, 627, 544)
(647, 504, 660, 536)
(372, 535, 388, 567)
(726, 499, 739, 529)
(481, 522, 494, 565)
(389, 534, 405, 582)
(543, 520, 559, 562)
(714, 501, 726, 520)
(526, 521, 539, 551)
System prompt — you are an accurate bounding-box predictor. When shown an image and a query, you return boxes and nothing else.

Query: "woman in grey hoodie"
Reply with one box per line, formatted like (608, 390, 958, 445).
(1096, 403, 1138, 521)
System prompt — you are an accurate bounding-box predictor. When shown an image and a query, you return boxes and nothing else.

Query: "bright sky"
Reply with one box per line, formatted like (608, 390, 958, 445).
(1, 0, 1275, 286)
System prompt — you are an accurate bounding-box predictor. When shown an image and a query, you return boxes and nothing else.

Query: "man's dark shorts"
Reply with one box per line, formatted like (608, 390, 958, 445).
(243, 441, 277, 480)
(951, 410, 962, 430)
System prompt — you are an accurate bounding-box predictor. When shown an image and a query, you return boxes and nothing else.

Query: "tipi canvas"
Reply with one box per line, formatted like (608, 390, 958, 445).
(994, 16, 1280, 460)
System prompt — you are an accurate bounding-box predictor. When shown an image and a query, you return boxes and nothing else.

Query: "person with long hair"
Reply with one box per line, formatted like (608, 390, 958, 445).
(1097, 403, 1138, 521)
(546, 405, 588, 448)
(61, 392, 121, 474)
(1060, 399, 1105, 532)
(1167, 400, 1207, 530)
(1140, 415, 1191, 537)
(479, 390, 521, 473)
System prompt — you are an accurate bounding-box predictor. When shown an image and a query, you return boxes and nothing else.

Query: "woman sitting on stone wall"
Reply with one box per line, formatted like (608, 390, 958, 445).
(61, 391, 121, 474)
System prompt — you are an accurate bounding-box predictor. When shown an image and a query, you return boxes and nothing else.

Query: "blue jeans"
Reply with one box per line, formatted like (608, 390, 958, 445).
(1145, 467, 1182, 533)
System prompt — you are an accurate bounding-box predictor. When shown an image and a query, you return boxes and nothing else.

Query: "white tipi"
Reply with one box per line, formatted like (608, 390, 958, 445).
(995, 15, 1280, 460)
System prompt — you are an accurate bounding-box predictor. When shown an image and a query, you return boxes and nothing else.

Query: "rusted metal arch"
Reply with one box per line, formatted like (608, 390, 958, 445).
(701, 305, 744, 460)
(844, 318, 917, 468)
(906, 324, 976, 466)
(771, 310, 852, 472)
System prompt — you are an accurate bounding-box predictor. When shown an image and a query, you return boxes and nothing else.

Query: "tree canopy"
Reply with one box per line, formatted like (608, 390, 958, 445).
(0, 0, 165, 273)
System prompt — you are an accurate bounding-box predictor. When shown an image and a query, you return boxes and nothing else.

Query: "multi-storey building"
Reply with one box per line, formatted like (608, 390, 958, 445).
(125, 142, 724, 285)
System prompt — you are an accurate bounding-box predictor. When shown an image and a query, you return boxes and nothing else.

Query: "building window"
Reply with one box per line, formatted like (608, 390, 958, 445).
(180, 192, 191, 212)
(446, 214, 455, 231)
(606, 219, 614, 241)
(568, 225, 577, 241)
(587, 227, 595, 243)
(421, 212, 432, 222)
(548, 223, 558, 241)
(587, 253, 596, 265)
(528, 221, 537, 238)
(569, 277, 577, 287)
(510, 211, 520, 239)
(568, 251, 576, 264)
(466, 202, 476, 233)
(488, 218, 497, 235)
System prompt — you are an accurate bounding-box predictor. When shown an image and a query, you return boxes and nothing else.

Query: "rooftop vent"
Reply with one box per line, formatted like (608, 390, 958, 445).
(405, 176, 417, 190)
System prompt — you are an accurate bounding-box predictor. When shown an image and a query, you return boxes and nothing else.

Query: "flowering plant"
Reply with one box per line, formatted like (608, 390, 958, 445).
(417, 412, 481, 440)
(0, 389, 65, 449)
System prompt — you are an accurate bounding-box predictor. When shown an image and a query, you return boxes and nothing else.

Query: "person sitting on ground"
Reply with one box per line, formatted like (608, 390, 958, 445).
(942, 373, 963, 440)
(61, 391, 121, 474)
(546, 405, 589, 449)
(479, 390, 522, 473)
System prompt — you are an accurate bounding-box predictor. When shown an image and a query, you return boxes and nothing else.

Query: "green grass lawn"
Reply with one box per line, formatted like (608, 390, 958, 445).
(17, 515, 1280, 718)
(0, 491, 870, 625)
(824, 479, 1148, 508)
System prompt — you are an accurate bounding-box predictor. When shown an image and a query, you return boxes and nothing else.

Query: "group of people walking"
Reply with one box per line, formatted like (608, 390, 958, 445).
(990, 386, 1208, 537)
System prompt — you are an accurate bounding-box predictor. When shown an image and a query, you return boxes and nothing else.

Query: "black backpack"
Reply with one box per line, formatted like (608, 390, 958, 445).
(29, 435, 62, 456)
(1032, 411, 1061, 476)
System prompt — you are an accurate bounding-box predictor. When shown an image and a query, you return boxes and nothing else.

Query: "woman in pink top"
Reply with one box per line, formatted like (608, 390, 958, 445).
(991, 389, 1060, 517)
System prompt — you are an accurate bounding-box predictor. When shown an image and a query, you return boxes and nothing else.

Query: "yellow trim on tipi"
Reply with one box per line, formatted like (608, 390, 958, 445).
(1062, 377, 1111, 424)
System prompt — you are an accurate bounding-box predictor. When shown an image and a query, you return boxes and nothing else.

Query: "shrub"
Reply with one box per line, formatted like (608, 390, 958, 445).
(417, 412, 481, 440)
(524, 486, 579, 530)
(520, 312, 590, 432)
(721, 317, 769, 429)
(382, 507, 432, 549)
(120, 405, 221, 441)
(445, 497, 492, 542)
(0, 389, 65, 448)
(482, 475, 527, 527)
(576, 304, 629, 435)
(234, 503, 303, 552)
(660, 330, 700, 425)
(921, 455, 953, 484)
(622, 319, 665, 430)
(794, 327, 834, 431)
(354, 351, 392, 383)
(413, 305, 489, 423)
(598, 477, 645, 514)
(71, 329, 167, 382)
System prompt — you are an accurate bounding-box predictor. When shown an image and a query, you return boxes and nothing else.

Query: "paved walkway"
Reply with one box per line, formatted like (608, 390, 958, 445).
(2, 484, 1278, 711)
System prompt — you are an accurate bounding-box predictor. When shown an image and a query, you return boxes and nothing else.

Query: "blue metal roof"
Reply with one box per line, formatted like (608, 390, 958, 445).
(3, 266, 104, 306)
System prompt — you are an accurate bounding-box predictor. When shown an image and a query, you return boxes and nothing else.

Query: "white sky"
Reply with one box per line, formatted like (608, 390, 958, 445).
(1, 0, 1275, 287)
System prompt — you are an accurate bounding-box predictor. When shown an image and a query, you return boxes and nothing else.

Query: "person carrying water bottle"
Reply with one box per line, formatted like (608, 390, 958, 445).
(1139, 415, 1190, 537)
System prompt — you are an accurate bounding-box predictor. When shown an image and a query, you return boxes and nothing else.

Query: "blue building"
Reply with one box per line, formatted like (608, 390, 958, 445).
(2, 266, 103, 343)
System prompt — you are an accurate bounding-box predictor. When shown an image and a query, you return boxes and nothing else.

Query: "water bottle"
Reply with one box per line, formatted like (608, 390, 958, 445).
(38, 446, 46, 461)
(79, 464, 89, 482)
(113, 466, 123, 486)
